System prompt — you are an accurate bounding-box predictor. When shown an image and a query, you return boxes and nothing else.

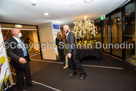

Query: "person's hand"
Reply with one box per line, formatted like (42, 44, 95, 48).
(19, 57, 27, 64)
(67, 53, 72, 59)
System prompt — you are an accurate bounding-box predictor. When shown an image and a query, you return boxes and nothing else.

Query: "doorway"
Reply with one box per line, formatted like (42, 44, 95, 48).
(1, 23, 41, 59)
(103, 12, 123, 58)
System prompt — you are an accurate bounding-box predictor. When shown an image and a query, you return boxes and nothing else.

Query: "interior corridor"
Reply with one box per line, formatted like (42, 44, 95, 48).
(11, 54, 136, 91)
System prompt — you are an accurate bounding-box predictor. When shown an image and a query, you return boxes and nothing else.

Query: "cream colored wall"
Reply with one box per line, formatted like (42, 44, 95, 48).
(38, 22, 56, 60)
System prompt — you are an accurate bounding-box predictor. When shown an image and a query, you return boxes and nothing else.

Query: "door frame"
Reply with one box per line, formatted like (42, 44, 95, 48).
(101, 7, 125, 59)
(101, 0, 134, 59)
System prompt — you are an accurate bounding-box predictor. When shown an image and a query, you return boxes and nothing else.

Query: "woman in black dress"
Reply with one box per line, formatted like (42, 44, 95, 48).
(56, 32, 64, 61)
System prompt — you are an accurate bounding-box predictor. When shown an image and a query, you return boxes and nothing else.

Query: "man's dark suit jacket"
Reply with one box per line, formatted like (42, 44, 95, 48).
(65, 31, 76, 55)
(6, 37, 30, 69)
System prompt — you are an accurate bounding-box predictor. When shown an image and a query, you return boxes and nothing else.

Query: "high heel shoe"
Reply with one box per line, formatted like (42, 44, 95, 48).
(63, 65, 68, 69)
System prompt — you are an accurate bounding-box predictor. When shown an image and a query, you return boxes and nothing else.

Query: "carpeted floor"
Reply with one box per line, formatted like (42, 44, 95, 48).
(11, 54, 136, 91)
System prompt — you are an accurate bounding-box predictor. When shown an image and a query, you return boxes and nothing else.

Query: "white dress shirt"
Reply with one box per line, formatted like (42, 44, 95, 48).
(13, 36, 20, 43)
(13, 36, 26, 51)
(66, 30, 70, 39)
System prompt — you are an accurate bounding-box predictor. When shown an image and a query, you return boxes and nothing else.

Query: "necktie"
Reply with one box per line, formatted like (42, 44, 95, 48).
(19, 39, 27, 56)
(66, 32, 69, 39)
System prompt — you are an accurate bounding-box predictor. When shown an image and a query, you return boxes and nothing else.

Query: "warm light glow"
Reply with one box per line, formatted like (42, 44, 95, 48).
(117, 18, 120, 21)
(84, 16, 87, 19)
(44, 13, 49, 16)
(15, 24, 22, 28)
(72, 19, 97, 39)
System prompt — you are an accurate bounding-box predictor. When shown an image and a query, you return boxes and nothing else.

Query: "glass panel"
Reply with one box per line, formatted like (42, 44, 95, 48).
(125, 1, 136, 65)
(103, 17, 111, 53)
(94, 21, 102, 42)
(111, 12, 122, 57)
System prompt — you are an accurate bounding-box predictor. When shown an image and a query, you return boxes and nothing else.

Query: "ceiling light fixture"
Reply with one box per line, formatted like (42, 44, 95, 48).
(117, 18, 120, 21)
(70, 5, 74, 7)
(15, 24, 22, 28)
(44, 13, 49, 16)
(84, 0, 93, 3)
(31, 0, 36, 6)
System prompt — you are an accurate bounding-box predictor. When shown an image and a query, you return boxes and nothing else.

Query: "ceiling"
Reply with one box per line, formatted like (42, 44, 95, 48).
(0, 0, 128, 25)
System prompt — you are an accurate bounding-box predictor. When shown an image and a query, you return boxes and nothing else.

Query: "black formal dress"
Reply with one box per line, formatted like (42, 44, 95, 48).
(65, 31, 85, 75)
(56, 38, 64, 61)
(6, 37, 32, 90)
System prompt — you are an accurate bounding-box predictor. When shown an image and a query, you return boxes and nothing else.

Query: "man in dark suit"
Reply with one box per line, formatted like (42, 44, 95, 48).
(63, 25, 86, 80)
(6, 28, 33, 91)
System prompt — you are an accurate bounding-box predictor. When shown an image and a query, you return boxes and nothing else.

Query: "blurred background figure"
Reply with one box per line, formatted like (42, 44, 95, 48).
(56, 32, 64, 61)
(24, 34, 33, 49)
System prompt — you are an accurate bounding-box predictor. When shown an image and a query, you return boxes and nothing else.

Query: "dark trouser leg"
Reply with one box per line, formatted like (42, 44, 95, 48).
(70, 57, 77, 73)
(60, 50, 64, 61)
(58, 49, 64, 61)
(15, 68, 24, 89)
(24, 62, 32, 85)
(72, 55, 85, 75)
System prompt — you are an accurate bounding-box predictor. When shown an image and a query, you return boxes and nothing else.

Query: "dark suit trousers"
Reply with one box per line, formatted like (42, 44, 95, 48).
(15, 62, 32, 89)
(58, 48, 64, 61)
(71, 54, 85, 75)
